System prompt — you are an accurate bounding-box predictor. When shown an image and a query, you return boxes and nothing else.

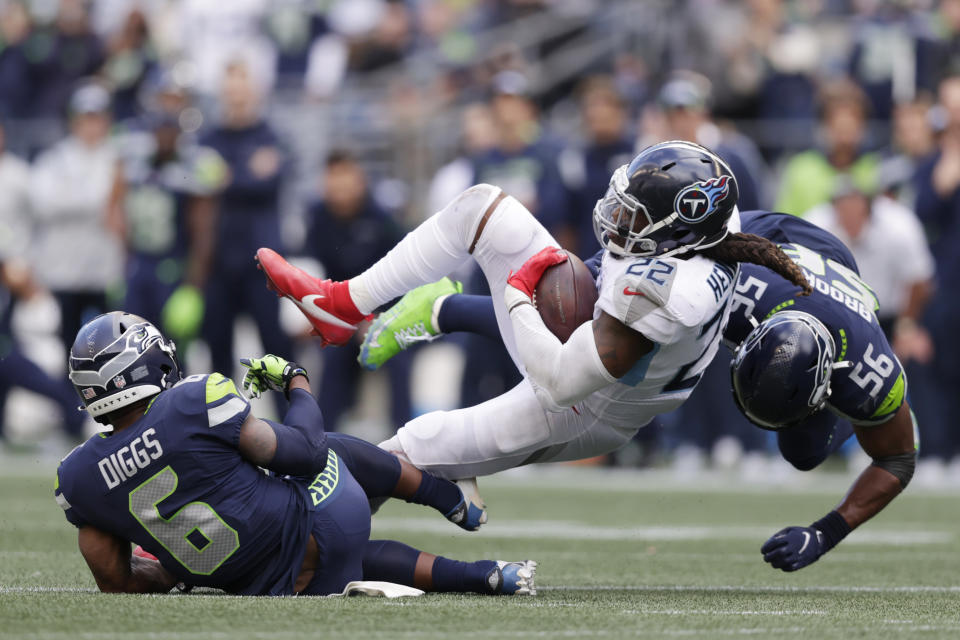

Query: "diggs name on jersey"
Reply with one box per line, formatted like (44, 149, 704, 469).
(98, 427, 164, 489)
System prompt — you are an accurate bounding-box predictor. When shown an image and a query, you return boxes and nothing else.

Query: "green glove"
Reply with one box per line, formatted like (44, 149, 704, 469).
(240, 354, 308, 399)
(162, 284, 205, 341)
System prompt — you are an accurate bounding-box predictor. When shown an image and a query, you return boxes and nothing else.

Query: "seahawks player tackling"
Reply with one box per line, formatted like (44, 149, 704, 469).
(55, 312, 535, 596)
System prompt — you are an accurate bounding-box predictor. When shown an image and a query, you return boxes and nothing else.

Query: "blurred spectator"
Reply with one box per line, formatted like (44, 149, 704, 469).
(805, 181, 935, 361)
(101, 8, 156, 121)
(0, 259, 86, 445)
(198, 60, 292, 382)
(775, 79, 880, 216)
(303, 150, 410, 430)
(347, 1, 412, 72)
(109, 105, 226, 336)
(643, 70, 769, 212)
(879, 97, 937, 204)
(0, 1, 33, 120)
(472, 70, 566, 233)
(910, 73, 960, 472)
(427, 102, 498, 214)
(0, 119, 30, 260)
(24, 0, 105, 118)
(557, 75, 634, 257)
(28, 81, 122, 350)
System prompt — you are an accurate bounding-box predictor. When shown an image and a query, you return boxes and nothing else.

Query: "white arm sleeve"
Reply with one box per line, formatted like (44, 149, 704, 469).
(508, 300, 617, 412)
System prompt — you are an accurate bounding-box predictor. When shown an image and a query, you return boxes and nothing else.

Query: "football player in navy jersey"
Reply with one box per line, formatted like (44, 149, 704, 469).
(358, 209, 917, 573)
(55, 312, 536, 596)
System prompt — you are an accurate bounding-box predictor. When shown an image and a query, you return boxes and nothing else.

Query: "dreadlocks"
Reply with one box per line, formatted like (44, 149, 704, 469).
(701, 232, 812, 296)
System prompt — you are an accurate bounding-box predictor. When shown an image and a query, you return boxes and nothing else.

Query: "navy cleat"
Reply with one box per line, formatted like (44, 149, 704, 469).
(487, 560, 537, 596)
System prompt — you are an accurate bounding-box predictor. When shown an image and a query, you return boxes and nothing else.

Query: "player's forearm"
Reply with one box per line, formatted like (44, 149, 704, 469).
(508, 303, 615, 410)
(835, 464, 905, 530)
(266, 388, 329, 476)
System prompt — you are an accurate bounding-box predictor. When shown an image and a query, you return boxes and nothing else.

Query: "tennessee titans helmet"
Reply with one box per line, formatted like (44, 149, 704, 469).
(730, 310, 840, 430)
(593, 140, 739, 257)
(68, 312, 182, 423)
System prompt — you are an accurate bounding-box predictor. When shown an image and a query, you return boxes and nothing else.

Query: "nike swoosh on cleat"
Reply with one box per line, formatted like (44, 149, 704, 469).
(622, 287, 646, 297)
(296, 295, 358, 330)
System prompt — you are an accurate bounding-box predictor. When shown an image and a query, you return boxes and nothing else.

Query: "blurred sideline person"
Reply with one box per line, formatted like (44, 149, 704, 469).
(28, 81, 123, 351)
(109, 99, 226, 340)
(643, 70, 768, 212)
(365, 210, 918, 572)
(55, 312, 535, 596)
(0, 259, 86, 445)
(775, 79, 879, 216)
(198, 60, 292, 383)
(804, 180, 935, 361)
(909, 74, 960, 476)
(256, 141, 810, 506)
(302, 150, 410, 430)
(557, 76, 635, 257)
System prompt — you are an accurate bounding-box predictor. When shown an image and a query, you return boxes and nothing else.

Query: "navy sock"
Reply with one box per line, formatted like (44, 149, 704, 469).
(409, 472, 462, 516)
(362, 540, 419, 585)
(326, 433, 400, 498)
(437, 294, 499, 340)
(432, 556, 499, 594)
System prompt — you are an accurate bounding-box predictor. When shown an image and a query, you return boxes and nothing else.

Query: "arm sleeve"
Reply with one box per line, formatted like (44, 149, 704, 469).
(263, 388, 329, 477)
(508, 299, 617, 411)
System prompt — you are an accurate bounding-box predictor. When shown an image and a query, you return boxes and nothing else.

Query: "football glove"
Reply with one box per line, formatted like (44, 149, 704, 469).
(161, 284, 204, 341)
(240, 354, 308, 399)
(761, 526, 826, 571)
(506, 247, 568, 299)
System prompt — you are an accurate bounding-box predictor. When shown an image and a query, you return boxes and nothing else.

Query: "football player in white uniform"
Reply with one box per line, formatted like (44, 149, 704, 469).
(255, 141, 810, 487)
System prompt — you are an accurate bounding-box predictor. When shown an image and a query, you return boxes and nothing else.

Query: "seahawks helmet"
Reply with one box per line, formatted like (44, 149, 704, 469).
(69, 312, 182, 423)
(730, 311, 841, 431)
(593, 140, 739, 257)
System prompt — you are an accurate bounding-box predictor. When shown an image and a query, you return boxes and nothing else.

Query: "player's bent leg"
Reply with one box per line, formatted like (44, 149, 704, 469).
(777, 411, 853, 471)
(329, 433, 486, 530)
(362, 540, 536, 596)
(380, 380, 589, 479)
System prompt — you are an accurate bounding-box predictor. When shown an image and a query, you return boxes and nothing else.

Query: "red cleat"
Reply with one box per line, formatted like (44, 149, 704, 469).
(255, 248, 368, 347)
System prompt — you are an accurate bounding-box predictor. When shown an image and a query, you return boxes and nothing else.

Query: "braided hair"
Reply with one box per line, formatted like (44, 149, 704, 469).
(701, 232, 812, 296)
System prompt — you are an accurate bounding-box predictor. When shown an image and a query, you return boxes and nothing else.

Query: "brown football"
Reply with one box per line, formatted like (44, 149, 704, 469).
(533, 251, 599, 343)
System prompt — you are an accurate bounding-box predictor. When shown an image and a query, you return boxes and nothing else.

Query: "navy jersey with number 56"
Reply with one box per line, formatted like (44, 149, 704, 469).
(54, 373, 315, 595)
(727, 211, 906, 425)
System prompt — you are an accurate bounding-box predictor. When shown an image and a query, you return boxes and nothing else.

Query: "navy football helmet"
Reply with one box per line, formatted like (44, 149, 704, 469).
(69, 312, 182, 423)
(593, 140, 739, 257)
(730, 310, 841, 430)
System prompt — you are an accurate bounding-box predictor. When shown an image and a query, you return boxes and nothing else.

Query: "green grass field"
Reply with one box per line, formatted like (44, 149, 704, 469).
(2, 456, 958, 639)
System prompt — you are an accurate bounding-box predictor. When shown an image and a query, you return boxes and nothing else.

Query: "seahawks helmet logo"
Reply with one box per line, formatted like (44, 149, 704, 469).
(674, 175, 732, 223)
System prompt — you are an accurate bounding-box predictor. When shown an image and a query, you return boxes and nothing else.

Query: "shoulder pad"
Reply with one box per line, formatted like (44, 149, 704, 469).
(610, 258, 677, 325)
(205, 373, 249, 429)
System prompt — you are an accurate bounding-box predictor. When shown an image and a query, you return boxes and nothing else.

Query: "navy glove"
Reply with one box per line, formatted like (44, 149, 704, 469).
(761, 510, 851, 572)
(761, 526, 826, 571)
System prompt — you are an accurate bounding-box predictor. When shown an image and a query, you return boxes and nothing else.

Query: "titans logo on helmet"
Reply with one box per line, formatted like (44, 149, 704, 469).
(674, 175, 732, 223)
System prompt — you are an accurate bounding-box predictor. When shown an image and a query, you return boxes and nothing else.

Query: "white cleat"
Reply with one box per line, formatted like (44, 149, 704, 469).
(494, 560, 537, 596)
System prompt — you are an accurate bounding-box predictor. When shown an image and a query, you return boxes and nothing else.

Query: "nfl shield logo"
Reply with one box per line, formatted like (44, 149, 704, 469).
(113, 375, 126, 389)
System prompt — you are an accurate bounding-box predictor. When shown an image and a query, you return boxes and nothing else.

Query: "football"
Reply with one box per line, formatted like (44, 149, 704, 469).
(534, 251, 599, 343)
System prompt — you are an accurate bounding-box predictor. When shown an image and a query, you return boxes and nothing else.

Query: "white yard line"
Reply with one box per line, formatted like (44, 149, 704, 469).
(544, 585, 960, 594)
(371, 518, 955, 545)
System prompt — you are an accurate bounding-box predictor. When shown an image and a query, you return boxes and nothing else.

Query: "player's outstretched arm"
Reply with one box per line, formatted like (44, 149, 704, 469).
(237, 355, 330, 477)
(505, 247, 652, 411)
(77, 526, 177, 593)
(762, 402, 916, 572)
